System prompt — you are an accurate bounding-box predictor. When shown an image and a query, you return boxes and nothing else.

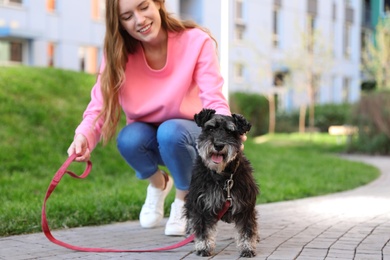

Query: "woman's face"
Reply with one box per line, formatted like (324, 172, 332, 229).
(118, 0, 163, 45)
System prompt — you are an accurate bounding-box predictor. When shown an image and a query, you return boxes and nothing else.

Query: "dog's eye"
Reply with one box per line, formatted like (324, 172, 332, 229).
(226, 124, 237, 134)
(226, 129, 238, 135)
(205, 126, 215, 132)
(204, 125, 216, 132)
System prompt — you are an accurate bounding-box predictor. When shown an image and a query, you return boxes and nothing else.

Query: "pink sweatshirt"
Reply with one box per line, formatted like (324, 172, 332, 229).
(75, 28, 230, 150)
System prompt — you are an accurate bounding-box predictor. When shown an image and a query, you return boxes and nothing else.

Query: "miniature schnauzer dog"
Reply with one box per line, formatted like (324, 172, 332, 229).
(184, 109, 259, 258)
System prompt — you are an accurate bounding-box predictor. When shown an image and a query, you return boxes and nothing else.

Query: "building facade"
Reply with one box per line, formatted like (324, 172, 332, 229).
(2, 0, 387, 110)
(0, 0, 105, 74)
(170, 0, 363, 110)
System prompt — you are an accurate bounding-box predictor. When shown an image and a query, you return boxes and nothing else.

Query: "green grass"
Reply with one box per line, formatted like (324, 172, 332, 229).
(0, 66, 380, 236)
(250, 134, 378, 203)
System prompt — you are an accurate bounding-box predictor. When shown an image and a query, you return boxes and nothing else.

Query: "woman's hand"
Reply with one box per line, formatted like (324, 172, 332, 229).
(240, 133, 247, 151)
(67, 134, 91, 162)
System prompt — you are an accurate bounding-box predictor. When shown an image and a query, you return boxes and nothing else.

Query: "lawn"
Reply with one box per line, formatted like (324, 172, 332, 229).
(0, 66, 380, 236)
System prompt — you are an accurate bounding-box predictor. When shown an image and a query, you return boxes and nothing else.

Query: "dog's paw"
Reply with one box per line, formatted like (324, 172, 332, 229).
(240, 249, 256, 258)
(196, 249, 212, 257)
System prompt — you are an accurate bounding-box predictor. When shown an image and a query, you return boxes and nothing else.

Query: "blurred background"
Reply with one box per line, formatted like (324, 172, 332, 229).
(1, 0, 389, 153)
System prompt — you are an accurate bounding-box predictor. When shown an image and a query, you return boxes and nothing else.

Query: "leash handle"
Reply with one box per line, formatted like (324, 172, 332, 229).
(41, 154, 199, 252)
(42, 154, 231, 252)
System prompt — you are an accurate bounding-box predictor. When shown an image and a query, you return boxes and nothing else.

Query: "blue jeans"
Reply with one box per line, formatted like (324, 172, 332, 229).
(116, 119, 201, 190)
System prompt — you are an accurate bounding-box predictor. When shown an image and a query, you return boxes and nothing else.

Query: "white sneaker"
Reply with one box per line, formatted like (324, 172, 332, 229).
(139, 171, 173, 228)
(164, 198, 186, 236)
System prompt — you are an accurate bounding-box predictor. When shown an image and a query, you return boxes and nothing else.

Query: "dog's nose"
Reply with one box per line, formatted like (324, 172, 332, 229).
(214, 144, 224, 151)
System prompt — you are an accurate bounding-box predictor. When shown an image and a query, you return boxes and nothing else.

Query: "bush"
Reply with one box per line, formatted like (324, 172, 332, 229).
(229, 92, 269, 136)
(275, 103, 353, 133)
(314, 103, 353, 132)
(275, 110, 300, 133)
(230, 91, 354, 136)
(350, 91, 390, 155)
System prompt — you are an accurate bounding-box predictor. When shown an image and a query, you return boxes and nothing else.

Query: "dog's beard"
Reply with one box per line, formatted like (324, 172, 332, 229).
(197, 140, 238, 173)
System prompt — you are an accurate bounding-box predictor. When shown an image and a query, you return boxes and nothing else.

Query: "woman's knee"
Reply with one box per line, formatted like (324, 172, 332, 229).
(117, 122, 155, 154)
(157, 119, 200, 151)
(157, 121, 182, 147)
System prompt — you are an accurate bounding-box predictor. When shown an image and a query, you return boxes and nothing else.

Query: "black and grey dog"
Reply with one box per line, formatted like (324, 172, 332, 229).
(184, 108, 259, 258)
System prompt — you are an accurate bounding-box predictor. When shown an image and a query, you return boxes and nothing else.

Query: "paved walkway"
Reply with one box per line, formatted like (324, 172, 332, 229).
(1, 155, 390, 260)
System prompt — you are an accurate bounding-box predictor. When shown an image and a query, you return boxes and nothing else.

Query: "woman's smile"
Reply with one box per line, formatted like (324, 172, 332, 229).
(138, 22, 153, 33)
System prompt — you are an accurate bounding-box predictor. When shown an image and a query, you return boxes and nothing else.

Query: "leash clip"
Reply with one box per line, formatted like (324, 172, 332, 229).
(224, 175, 234, 206)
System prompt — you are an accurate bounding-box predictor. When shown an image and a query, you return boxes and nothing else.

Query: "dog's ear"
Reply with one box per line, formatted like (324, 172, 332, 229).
(232, 113, 252, 135)
(194, 109, 216, 127)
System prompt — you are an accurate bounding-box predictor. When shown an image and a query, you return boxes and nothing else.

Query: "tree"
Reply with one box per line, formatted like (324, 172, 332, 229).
(362, 18, 390, 90)
(283, 26, 333, 132)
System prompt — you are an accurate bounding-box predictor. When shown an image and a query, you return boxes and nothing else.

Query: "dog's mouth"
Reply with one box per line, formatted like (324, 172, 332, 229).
(211, 153, 224, 164)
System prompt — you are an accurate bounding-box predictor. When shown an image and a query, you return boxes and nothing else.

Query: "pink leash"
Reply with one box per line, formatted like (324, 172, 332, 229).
(41, 153, 231, 252)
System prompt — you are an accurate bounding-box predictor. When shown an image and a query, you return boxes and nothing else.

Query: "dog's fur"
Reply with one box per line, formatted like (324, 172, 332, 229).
(184, 109, 259, 258)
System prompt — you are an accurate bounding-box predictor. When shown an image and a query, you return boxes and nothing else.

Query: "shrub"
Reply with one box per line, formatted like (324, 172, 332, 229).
(314, 103, 353, 132)
(275, 103, 352, 133)
(229, 92, 353, 136)
(350, 91, 390, 155)
(229, 92, 269, 136)
(275, 110, 300, 133)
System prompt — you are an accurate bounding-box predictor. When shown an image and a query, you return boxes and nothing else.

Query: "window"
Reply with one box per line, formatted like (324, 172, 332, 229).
(330, 76, 336, 102)
(307, 0, 317, 15)
(79, 47, 86, 72)
(362, 0, 371, 28)
(234, 0, 245, 41)
(312, 74, 320, 103)
(343, 2, 354, 59)
(235, 25, 245, 41)
(306, 0, 317, 53)
(385, 0, 390, 13)
(344, 23, 352, 59)
(342, 77, 350, 102)
(92, 0, 106, 20)
(234, 63, 244, 82)
(307, 14, 316, 53)
(235, 0, 243, 21)
(0, 41, 22, 63)
(332, 2, 337, 21)
(0, 0, 22, 5)
(273, 72, 285, 87)
(46, 0, 56, 12)
(47, 42, 55, 67)
(273, 7, 280, 48)
(10, 41, 22, 62)
(0, 41, 9, 62)
(79, 46, 99, 74)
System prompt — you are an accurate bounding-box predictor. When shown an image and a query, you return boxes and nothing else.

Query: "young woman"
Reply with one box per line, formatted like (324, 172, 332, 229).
(67, 0, 231, 236)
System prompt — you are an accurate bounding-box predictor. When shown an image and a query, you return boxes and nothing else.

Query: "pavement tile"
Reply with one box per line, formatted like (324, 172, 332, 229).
(298, 247, 328, 257)
(354, 253, 383, 260)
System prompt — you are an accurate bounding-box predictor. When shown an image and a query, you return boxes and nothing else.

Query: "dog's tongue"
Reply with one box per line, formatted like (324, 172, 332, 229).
(212, 154, 223, 164)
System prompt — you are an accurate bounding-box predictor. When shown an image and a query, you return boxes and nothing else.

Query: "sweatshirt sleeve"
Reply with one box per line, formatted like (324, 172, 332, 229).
(193, 35, 231, 116)
(74, 58, 106, 151)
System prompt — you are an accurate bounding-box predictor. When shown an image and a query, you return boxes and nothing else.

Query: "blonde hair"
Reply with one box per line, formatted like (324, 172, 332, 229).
(97, 0, 217, 145)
